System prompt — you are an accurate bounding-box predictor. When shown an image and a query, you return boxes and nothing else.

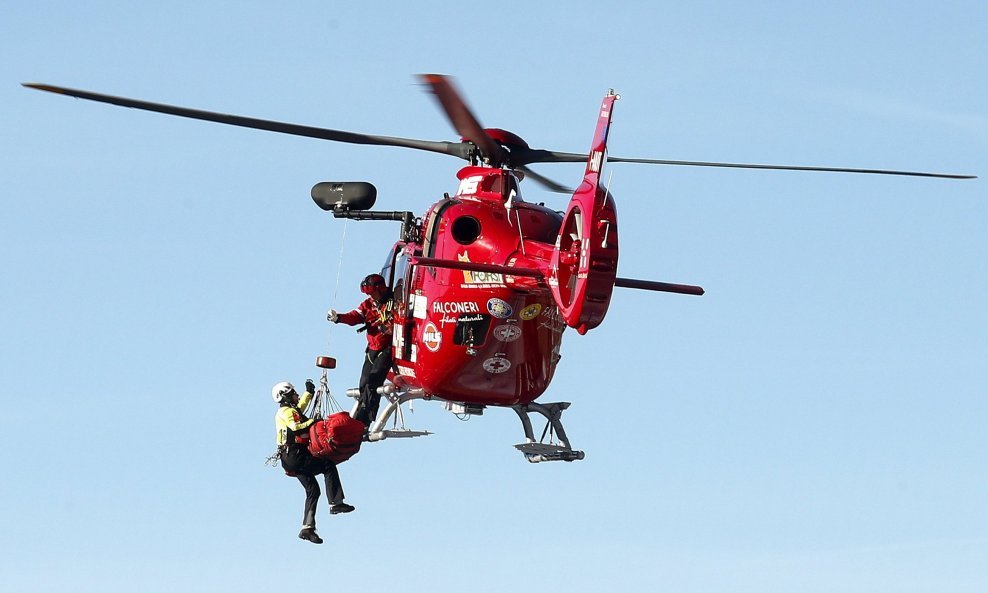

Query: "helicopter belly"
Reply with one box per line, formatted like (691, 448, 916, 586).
(405, 289, 564, 406)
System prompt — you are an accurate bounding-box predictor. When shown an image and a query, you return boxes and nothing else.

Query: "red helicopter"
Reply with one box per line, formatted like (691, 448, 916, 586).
(24, 76, 974, 462)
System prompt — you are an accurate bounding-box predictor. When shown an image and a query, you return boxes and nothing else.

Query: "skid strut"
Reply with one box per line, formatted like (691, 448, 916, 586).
(345, 385, 432, 441)
(512, 402, 585, 463)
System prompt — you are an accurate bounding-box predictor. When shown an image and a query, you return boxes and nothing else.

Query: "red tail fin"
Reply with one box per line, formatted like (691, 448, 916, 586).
(549, 92, 620, 335)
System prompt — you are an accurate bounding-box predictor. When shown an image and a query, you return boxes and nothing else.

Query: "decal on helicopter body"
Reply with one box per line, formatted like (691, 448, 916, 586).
(457, 252, 505, 287)
(493, 324, 522, 342)
(457, 175, 482, 195)
(393, 323, 404, 352)
(455, 314, 485, 323)
(486, 298, 513, 319)
(540, 306, 566, 334)
(422, 322, 442, 352)
(589, 150, 604, 173)
(413, 292, 428, 319)
(432, 301, 480, 314)
(483, 357, 511, 374)
(520, 303, 542, 320)
(468, 271, 506, 284)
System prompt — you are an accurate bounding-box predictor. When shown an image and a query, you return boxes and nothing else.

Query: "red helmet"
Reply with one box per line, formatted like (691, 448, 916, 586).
(360, 273, 387, 295)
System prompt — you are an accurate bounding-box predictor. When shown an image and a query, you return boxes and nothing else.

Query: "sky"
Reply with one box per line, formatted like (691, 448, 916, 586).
(2, 1, 986, 592)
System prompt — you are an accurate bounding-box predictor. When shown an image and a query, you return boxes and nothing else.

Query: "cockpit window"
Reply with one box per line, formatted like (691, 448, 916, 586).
(382, 244, 411, 309)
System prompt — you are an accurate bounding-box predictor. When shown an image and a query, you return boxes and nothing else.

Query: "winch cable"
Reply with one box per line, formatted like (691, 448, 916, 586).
(320, 218, 350, 417)
(331, 219, 349, 310)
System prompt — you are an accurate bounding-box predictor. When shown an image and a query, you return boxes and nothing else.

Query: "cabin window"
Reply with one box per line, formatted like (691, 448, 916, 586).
(453, 313, 491, 347)
(424, 199, 457, 258)
(382, 245, 411, 310)
(451, 215, 482, 245)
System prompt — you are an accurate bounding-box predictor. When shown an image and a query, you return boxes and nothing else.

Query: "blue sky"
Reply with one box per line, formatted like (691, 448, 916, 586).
(3, 2, 986, 592)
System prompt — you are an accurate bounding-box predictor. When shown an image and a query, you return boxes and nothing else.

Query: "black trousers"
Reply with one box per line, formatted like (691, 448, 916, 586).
(280, 446, 344, 528)
(354, 347, 393, 426)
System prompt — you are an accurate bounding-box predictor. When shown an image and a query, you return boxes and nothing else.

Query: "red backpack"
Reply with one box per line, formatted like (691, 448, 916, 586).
(308, 412, 365, 464)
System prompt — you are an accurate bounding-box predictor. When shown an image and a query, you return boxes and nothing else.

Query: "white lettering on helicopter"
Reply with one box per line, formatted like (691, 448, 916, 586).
(438, 313, 485, 326)
(432, 301, 480, 314)
(457, 252, 505, 286)
(457, 175, 482, 196)
(464, 270, 504, 284)
(589, 150, 603, 173)
(423, 322, 442, 352)
(412, 292, 428, 319)
(540, 306, 566, 334)
(394, 324, 404, 352)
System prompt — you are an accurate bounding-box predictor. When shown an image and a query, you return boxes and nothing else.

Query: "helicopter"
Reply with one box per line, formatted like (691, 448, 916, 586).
(23, 76, 974, 462)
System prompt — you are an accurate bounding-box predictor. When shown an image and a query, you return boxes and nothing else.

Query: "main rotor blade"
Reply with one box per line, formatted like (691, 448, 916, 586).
(22, 83, 473, 161)
(516, 149, 975, 179)
(25, 82, 973, 181)
(517, 165, 572, 194)
(418, 74, 509, 166)
(607, 156, 977, 179)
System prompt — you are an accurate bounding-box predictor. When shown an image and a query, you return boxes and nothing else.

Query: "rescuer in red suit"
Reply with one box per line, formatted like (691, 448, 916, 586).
(273, 380, 355, 544)
(327, 273, 395, 427)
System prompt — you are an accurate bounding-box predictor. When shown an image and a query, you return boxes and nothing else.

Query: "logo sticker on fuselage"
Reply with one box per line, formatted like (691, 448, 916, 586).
(458, 252, 504, 287)
(413, 292, 428, 320)
(493, 324, 522, 342)
(483, 357, 511, 374)
(487, 298, 513, 319)
(432, 301, 480, 314)
(520, 303, 542, 320)
(422, 322, 442, 352)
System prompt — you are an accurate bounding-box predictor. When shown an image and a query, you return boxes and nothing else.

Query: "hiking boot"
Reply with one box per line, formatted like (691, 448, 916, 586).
(298, 527, 323, 544)
(330, 502, 355, 515)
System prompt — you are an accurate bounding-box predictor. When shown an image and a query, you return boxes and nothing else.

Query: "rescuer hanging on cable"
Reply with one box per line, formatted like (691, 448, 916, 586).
(273, 380, 355, 544)
(327, 273, 395, 427)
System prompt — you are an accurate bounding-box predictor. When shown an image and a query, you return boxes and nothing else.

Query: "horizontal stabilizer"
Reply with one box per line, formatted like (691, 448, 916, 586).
(614, 277, 704, 296)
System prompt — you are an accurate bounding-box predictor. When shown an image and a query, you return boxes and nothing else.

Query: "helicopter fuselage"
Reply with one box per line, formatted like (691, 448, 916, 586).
(384, 166, 568, 406)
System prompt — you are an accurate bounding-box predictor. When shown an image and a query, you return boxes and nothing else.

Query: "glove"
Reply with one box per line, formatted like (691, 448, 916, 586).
(305, 379, 316, 394)
(327, 309, 338, 323)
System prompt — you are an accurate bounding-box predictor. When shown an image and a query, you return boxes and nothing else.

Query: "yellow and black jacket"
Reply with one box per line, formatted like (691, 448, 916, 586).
(275, 390, 315, 448)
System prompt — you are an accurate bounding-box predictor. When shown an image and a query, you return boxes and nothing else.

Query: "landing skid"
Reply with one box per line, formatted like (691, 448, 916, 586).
(512, 402, 585, 463)
(350, 386, 584, 462)
(358, 386, 433, 442)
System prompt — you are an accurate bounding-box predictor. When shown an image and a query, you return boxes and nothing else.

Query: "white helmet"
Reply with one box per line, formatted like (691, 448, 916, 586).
(271, 381, 295, 403)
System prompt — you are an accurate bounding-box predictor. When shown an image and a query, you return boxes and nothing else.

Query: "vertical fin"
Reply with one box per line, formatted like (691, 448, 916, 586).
(549, 92, 621, 334)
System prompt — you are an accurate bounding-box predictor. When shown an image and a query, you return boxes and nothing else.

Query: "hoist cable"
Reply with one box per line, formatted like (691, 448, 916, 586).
(332, 219, 349, 310)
